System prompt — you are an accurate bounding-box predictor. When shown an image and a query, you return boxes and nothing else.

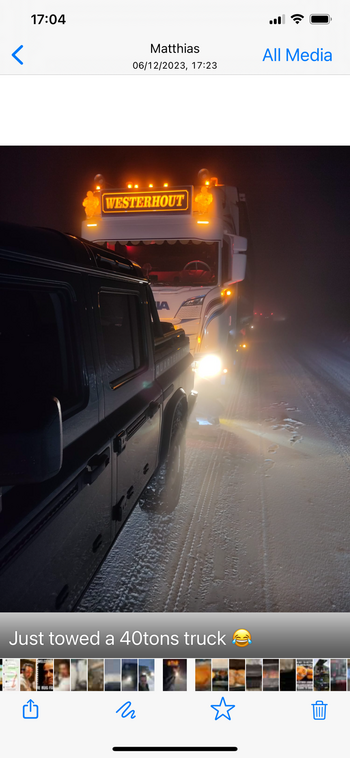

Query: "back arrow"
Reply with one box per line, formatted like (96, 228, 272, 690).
(12, 45, 24, 65)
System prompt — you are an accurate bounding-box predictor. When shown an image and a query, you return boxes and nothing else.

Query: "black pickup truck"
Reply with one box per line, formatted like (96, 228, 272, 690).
(0, 223, 196, 611)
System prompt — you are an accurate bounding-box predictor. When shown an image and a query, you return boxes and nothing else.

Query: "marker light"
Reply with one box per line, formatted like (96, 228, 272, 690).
(127, 183, 133, 188)
(93, 173, 104, 189)
(164, 182, 169, 187)
(134, 184, 139, 189)
(205, 180, 210, 186)
(197, 336, 201, 344)
(197, 220, 209, 224)
(149, 183, 153, 188)
(221, 288, 233, 297)
(223, 368, 228, 374)
(197, 354, 222, 378)
(87, 223, 97, 227)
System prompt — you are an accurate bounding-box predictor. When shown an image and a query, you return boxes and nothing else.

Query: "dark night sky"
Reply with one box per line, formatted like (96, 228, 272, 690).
(1, 146, 350, 321)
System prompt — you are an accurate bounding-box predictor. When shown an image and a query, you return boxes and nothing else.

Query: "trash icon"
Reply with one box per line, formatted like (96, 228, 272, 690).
(312, 700, 327, 720)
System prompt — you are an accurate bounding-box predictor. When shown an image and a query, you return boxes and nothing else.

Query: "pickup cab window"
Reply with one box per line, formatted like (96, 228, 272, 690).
(99, 291, 144, 387)
(0, 284, 83, 417)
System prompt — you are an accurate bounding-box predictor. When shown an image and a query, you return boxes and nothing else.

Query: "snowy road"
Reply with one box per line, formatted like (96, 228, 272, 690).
(77, 330, 350, 613)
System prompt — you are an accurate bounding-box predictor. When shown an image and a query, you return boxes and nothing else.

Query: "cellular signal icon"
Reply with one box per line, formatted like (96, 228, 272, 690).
(291, 13, 304, 23)
(269, 14, 285, 24)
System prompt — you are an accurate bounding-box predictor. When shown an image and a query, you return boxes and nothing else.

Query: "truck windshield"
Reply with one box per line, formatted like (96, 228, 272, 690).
(95, 240, 218, 287)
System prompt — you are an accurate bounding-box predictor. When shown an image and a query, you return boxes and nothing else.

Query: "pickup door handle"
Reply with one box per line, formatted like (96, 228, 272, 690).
(148, 401, 160, 419)
(85, 451, 110, 485)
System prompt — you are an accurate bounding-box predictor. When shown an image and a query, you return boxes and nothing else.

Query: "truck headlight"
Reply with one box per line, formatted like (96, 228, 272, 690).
(176, 295, 205, 320)
(197, 355, 222, 378)
(182, 296, 205, 307)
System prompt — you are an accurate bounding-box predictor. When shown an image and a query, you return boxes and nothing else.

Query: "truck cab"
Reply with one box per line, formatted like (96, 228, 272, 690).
(81, 171, 253, 381)
(0, 223, 196, 611)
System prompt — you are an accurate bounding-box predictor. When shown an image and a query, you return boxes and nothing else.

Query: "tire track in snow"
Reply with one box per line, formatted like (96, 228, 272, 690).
(163, 406, 236, 611)
(163, 360, 251, 611)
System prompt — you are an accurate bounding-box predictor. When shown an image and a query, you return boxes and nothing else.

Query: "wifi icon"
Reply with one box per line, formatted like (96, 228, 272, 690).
(291, 13, 304, 23)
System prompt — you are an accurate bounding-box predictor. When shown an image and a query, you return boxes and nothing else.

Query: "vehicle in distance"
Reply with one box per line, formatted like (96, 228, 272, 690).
(0, 223, 196, 611)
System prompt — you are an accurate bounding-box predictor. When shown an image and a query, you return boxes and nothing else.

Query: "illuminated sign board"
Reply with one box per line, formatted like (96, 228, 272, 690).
(101, 188, 191, 215)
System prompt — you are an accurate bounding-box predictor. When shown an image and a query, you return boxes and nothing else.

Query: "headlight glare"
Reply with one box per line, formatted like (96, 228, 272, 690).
(197, 355, 222, 378)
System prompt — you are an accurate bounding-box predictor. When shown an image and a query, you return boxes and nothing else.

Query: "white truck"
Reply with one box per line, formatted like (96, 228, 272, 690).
(82, 169, 253, 379)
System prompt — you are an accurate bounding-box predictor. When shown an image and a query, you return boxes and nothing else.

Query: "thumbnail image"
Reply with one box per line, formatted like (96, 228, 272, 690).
(139, 659, 155, 691)
(88, 659, 104, 691)
(263, 659, 279, 691)
(229, 659, 245, 692)
(279, 659, 296, 691)
(37, 659, 53, 691)
(314, 659, 330, 692)
(212, 659, 228, 691)
(122, 659, 138, 691)
(71, 659, 88, 691)
(20, 659, 36, 692)
(163, 659, 187, 691)
(195, 659, 212, 692)
(246, 659, 262, 692)
(54, 659, 71, 691)
(3, 659, 19, 691)
(297, 659, 313, 691)
(331, 659, 346, 691)
(0, 659, 2, 690)
(105, 659, 121, 691)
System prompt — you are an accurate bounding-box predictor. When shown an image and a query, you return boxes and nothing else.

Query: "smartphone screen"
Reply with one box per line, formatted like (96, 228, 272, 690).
(0, 1, 349, 755)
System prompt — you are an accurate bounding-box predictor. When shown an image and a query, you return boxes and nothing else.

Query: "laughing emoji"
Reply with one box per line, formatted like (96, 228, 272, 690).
(232, 629, 252, 647)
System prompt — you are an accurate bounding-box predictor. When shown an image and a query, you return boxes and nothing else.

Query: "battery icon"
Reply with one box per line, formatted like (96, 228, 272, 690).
(309, 14, 332, 24)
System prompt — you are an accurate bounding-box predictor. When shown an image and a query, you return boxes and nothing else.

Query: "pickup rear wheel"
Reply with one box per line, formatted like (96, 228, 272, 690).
(139, 405, 186, 514)
(160, 414, 186, 512)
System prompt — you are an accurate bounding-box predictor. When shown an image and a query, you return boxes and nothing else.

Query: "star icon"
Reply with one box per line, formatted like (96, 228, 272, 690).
(211, 696, 235, 721)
